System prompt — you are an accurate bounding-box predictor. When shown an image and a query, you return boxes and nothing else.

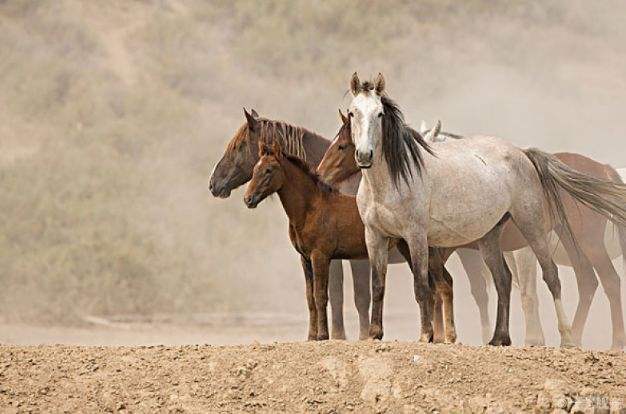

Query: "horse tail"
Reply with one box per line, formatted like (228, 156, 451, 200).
(606, 166, 626, 275)
(523, 149, 626, 250)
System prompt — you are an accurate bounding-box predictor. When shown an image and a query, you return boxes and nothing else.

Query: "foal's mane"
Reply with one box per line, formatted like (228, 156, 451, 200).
(282, 153, 336, 194)
(379, 94, 434, 187)
(229, 118, 307, 160)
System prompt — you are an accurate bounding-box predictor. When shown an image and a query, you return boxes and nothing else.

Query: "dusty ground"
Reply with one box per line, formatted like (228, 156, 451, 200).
(0, 341, 624, 413)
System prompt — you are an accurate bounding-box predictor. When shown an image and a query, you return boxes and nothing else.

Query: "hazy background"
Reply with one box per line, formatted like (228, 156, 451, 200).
(0, 0, 624, 348)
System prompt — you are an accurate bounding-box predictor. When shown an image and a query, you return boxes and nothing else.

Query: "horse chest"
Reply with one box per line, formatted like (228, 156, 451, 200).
(288, 223, 319, 257)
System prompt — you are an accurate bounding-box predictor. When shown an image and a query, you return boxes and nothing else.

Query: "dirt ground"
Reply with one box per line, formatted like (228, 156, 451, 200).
(0, 340, 624, 413)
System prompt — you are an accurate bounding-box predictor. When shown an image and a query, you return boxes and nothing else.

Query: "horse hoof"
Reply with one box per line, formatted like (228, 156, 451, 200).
(368, 325, 384, 340)
(331, 331, 347, 340)
(444, 333, 457, 344)
(489, 336, 512, 346)
(524, 339, 545, 347)
(317, 332, 329, 341)
(419, 332, 433, 343)
(307, 334, 317, 341)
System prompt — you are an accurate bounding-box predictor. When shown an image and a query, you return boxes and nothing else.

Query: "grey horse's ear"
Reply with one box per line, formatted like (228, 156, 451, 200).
(374, 73, 385, 95)
(420, 120, 428, 134)
(250, 108, 259, 119)
(338, 109, 348, 124)
(244, 108, 257, 131)
(350, 72, 361, 95)
(426, 119, 442, 141)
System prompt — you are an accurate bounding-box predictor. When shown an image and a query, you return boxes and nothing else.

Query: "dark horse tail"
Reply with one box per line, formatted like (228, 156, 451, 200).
(523, 148, 626, 250)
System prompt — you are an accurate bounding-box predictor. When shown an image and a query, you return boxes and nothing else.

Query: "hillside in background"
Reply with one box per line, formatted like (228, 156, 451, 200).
(0, 0, 625, 325)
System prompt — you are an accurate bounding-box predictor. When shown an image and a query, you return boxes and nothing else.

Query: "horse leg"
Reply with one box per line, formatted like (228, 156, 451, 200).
(350, 259, 371, 340)
(405, 234, 434, 343)
(311, 251, 331, 340)
(300, 256, 317, 340)
(478, 224, 512, 346)
(588, 246, 625, 349)
(456, 248, 491, 344)
(440, 265, 457, 343)
(509, 247, 546, 346)
(427, 248, 456, 343)
(365, 227, 390, 340)
(328, 260, 346, 340)
(398, 241, 443, 342)
(509, 217, 574, 347)
(554, 229, 598, 347)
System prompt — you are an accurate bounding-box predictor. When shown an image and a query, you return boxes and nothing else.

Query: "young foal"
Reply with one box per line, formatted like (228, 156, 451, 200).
(243, 142, 373, 340)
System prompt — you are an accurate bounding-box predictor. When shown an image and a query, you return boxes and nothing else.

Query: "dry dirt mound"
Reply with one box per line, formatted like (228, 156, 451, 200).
(0, 342, 624, 413)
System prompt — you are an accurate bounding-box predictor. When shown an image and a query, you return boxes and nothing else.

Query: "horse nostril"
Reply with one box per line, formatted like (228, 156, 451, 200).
(368, 150, 373, 159)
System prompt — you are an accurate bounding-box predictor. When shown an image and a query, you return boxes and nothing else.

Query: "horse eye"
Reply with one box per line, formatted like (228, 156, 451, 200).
(378, 112, 383, 118)
(338, 144, 347, 150)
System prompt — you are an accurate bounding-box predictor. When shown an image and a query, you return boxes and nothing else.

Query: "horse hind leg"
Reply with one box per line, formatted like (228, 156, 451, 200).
(349, 259, 371, 340)
(457, 248, 491, 344)
(478, 223, 512, 346)
(555, 228, 598, 347)
(509, 209, 575, 347)
(587, 245, 625, 349)
(508, 247, 546, 346)
(328, 259, 346, 340)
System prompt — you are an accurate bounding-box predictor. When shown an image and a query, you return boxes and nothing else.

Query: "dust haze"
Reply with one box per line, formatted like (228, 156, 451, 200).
(0, 0, 624, 349)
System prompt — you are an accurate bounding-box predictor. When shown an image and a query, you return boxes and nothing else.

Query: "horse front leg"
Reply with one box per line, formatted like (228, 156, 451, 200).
(300, 255, 317, 341)
(364, 227, 389, 340)
(405, 234, 434, 343)
(349, 259, 372, 340)
(311, 251, 331, 340)
(478, 225, 512, 346)
(328, 260, 346, 340)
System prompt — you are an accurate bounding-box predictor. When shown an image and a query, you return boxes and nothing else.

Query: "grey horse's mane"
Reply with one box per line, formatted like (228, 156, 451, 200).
(379, 95, 434, 187)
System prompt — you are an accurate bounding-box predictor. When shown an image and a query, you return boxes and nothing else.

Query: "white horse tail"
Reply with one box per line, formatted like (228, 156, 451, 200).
(608, 167, 626, 274)
(523, 149, 626, 248)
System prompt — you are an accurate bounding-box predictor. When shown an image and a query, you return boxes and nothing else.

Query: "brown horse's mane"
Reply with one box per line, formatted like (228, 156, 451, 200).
(282, 153, 336, 194)
(228, 118, 308, 160)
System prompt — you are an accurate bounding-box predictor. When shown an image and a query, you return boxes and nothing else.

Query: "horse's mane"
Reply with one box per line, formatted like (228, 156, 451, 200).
(380, 95, 434, 187)
(228, 118, 307, 160)
(282, 153, 336, 194)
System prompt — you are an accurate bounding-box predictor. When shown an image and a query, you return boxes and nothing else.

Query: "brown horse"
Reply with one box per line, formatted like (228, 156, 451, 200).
(318, 115, 626, 349)
(243, 141, 453, 340)
(210, 109, 410, 340)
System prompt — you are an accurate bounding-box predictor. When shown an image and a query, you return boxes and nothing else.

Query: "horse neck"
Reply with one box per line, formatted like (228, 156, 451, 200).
(361, 151, 395, 197)
(301, 130, 330, 168)
(277, 159, 321, 228)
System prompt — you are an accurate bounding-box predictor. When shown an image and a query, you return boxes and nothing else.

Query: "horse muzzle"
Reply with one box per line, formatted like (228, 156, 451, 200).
(355, 149, 373, 169)
(244, 194, 260, 208)
(209, 180, 232, 198)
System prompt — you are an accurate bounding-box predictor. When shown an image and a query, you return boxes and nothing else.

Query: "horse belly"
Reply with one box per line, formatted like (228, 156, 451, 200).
(425, 142, 514, 247)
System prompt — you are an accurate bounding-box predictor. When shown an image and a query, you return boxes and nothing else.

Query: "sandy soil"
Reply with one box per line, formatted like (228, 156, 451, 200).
(0, 341, 624, 413)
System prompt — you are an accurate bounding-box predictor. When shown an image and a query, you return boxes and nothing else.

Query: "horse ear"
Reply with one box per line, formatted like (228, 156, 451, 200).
(244, 108, 257, 131)
(350, 72, 361, 95)
(374, 73, 385, 95)
(338, 109, 348, 124)
(250, 108, 259, 119)
(425, 119, 442, 141)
